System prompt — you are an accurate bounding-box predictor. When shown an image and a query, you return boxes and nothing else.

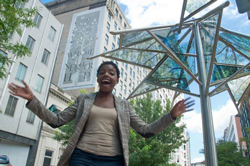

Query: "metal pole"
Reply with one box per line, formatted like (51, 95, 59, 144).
(194, 22, 218, 166)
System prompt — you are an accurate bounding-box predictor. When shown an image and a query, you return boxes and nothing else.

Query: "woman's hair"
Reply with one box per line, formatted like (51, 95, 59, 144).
(97, 61, 120, 79)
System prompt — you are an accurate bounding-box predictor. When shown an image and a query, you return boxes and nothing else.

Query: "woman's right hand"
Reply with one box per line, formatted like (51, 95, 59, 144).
(8, 81, 34, 102)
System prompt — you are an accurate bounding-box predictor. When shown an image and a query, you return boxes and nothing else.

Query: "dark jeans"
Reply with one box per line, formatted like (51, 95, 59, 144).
(69, 148, 124, 166)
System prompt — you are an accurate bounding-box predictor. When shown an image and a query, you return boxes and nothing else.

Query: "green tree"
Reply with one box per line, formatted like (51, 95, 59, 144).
(216, 140, 250, 166)
(0, 0, 37, 79)
(129, 93, 186, 166)
(240, 127, 250, 157)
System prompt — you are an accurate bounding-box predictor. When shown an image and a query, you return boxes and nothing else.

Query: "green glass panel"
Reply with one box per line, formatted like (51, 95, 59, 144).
(216, 41, 249, 65)
(122, 31, 152, 47)
(147, 57, 191, 91)
(227, 75, 250, 103)
(186, 0, 210, 14)
(128, 39, 165, 51)
(199, 13, 219, 74)
(131, 82, 159, 97)
(211, 64, 250, 82)
(219, 32, 250, 58)
(108, 49, 166, 68)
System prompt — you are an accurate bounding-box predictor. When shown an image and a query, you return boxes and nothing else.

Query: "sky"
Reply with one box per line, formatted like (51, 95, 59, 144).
(41, 0, 250, 163)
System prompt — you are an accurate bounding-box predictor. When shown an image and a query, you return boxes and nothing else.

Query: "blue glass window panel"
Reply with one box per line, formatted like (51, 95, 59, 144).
(199, 13, 219, 74)
(122, 31, 152, 47)
(151, 28, 171, 40)
(161, 29, 196, 74)
(128, 39, 165, 51)
(131, 82, 159, 97)
(107, 49, 166, 68)
(147, 57, 191, 91)
(186, 0, 211, 15)
(227, 75, 250, 103)
(219, 32, 250, 58)
(211, 64, 250, 83)
(215, 41, 249, 65)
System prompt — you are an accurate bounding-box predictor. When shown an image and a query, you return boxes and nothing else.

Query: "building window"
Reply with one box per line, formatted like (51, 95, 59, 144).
(124, 73, 127, 81)
(15, 1, 25, 9)
(107, 22, 110, 32)
(120, 80, 123, 91)
(15, 63, 27, 81)
(26, 111, 35, 124)
(5, 95, 18, 116)
(117, 37, 120, 46)
(121, 68, 124, 77)
(26, 35, 35, 52)
(124, 85, 126, 95)
(129, 90, 131, 95)
(35, 75, 44, 93)
(105, 34, 109, 45)
(0, 50, 7, 67)
(132, 82, 135, 90)
(41, 49, 50, 65)
(133, 71, 135, 79)
(124, 23, 127, 29)
(130, 67, 132, 75)
(43, 149, 53, 166)
(119, 15, 122, 23)
(108, 12, 112, 21)
(33, 12, 42, 28)
(113, 88, 116, 95)
(129, 78, 132, 86)
(114, 22, 117, 31)
(113, 35, 116, 41)
(119, 93, 122, 98)
(115, 8, 118, 16)
(125, 63, 128, 70)
(112, 43, 115, 49)
(48, 26, 56, 42)
(104, 46, 107, 53)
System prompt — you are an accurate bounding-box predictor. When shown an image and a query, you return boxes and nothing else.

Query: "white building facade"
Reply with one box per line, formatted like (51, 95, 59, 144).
(0, 0, 63, 165)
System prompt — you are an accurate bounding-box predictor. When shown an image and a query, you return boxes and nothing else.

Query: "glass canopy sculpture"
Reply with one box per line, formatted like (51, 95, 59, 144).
(89, 1, 250, 165)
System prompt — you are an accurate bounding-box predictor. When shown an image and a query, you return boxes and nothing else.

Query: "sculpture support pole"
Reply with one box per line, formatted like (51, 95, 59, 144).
(194, 22, 218, 166)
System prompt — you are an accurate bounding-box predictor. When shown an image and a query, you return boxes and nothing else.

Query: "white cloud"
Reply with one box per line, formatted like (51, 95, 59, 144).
(192, 157, 205, 163)
(118, 0, 183, 28)
(184, 100, 237, 137)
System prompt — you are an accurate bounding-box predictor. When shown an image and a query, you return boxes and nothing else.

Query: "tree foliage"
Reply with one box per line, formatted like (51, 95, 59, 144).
(129, 93, 186, 166)
(240, 127, 250, 155)
(0, 0, 37, 79)
(216, 139, 250, 166)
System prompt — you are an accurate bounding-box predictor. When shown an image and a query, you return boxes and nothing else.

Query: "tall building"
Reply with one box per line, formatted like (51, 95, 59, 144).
(0, 0, 63, 165)
(238, 86, 250, 157)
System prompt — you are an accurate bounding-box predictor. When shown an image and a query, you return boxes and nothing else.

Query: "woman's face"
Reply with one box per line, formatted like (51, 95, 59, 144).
(97, 64, 119, 93)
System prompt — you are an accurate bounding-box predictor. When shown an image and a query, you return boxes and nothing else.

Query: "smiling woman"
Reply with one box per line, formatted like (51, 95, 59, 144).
(8, 61, 194, 166)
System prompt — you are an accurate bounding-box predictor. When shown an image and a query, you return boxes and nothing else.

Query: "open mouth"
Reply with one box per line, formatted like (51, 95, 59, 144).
(102, 80, 111, 85)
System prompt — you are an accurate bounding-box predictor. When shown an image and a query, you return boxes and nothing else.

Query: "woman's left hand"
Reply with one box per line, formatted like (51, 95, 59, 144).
(170, 97, 195, 119)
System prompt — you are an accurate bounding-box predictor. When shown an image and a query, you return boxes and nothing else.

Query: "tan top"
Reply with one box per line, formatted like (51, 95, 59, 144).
(76, 105, 123, 156)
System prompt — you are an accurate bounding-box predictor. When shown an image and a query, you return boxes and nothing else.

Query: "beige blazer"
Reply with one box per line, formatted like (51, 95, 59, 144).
(26, 93, 175, 166)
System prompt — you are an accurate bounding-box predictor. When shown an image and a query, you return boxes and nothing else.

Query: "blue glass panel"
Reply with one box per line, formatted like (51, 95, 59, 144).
(211, 64, 250, 82)
(186, 0, 211, 14)
(199, 13, 219, 74)
(128, 39, 165, 51)
(108, 49, 166, 68)
(151, 29, 171, 41)
(122, 31, 152, 47)
(227, 75, 250, 103)
(147, 57, 191, 91)
(131, 82, 159, 97)
(216, 41, 249, 65)
(161, 29, 196, 75)
(219, 32, 250, 58)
